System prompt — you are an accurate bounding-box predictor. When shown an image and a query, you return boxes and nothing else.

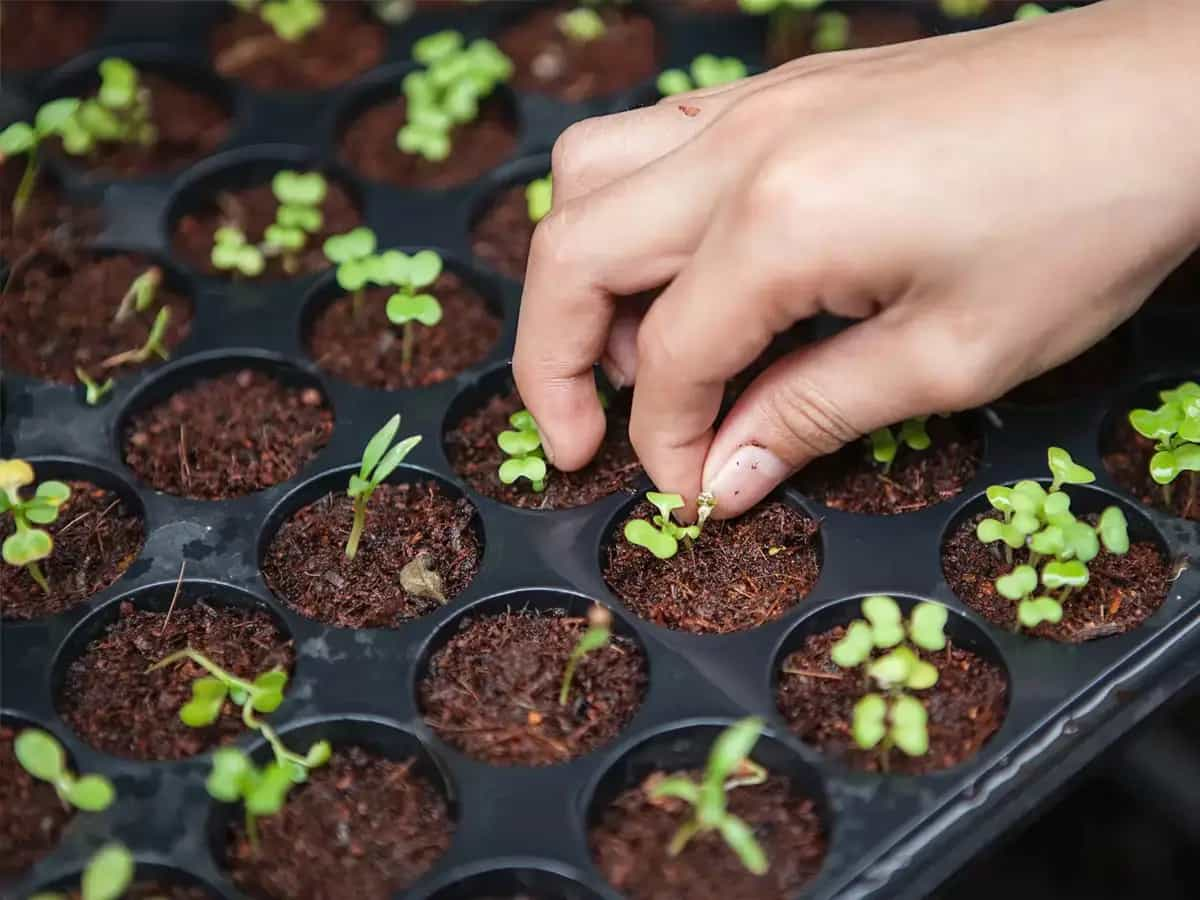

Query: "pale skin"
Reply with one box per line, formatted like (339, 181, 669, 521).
(513, 0, 1200, 520)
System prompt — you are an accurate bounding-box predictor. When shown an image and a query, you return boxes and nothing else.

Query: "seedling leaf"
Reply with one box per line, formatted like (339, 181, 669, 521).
(14, 728, 66, 781)
(65, 774, 116, 812)
(862, 594, 904, 648)
(623, 518, 678, 560)
(81, 843, 134, 900)
(909, 602, 948, 652)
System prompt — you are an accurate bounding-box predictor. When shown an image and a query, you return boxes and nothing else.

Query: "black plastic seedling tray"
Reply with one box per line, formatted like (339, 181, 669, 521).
(2, 2, 1198, 898)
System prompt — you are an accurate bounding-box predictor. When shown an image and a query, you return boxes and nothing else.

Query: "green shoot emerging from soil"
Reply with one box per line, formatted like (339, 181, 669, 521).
(526, 174, 553, 223)
(866, 416, 933, 474)
(71, 58, 157, 154)
(101, 306, 171, 369)
(939, 0, 990, 17)
(212, 226, 266, 277)
(399, 30, 513, 162)
(0, 460, 71, 593)
(113, 265, 162, 324)
(657, 54, 748, 96)
(826, 596, 947, 768)
(558, 6, 606, 42)
(559, 603, 613, 705)
(30, 842, 135, 900)
(265, 170, 327, 274)
(1014, 3, 1051, 19)
(346, 413, 422, 558)
(497, 408, 547, 492)
(649, 716, 770, 875)
(323, 226, 378, 316)
(76, 367, 115, 406)
(1128, 380, 1200, 516)
(0, 98, 80, 220)
(97, 265, 171, 372)
(234, 0, 326, 41)
(976, 447, 1130, 629)
(624, 491, 704, 560)
(380, 249, 444, 370)
(14, 728, 115, 811)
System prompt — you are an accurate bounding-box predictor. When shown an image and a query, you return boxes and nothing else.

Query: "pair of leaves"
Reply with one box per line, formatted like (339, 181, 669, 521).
(97, 57, 138, 110)
(277, 203, 322, 233)
(397, 122, 452, 161)
(387, 291, 444, 327)
(206, 740, 332, 811)
(1018, 596, 1063, 628)
(260, 0, 325, 41)
(0, 97, 84, 157)
(852, 693, 929, 757)
(271, 170, 327, 207)
(179, 669, 287, 727)
(324, 226, 377, 264)
(658, 54, 749, 96)
(625, 492, 702, 560)
(212, 227, 266, 276)
(15, 729, 115, 812)
(829, 597, 947, 669)
(263, 223, 306, 251)
(497, 408, 547, 491)
(350, 414, 423, 498)
(1149, 444, 1200, 486)
(373, 249, 443, 289)
(997, 559, 1088, 597)
(867, 645, 939, 691)
(1047, 446, 1095, 491)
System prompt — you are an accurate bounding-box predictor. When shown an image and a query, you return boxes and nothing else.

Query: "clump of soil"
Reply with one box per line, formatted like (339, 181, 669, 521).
(1, 250, 192, 384)
(122, 368, 333, 499)
(172, 177, 360, 279)
(446, 387, 642, 511)
(225, 746, 453, 900)
(262, 481, 482, 629)
(591, 771, 826, 900)
(211, 2, 386, 92)
(767, 7, 929, 66)
(306, 273, 501, 389)
(420, 607, 646, 765)
(794, 415, 981, 515)
(1, 164, 100, 263)
(1104, 417, 1200, 521)
(1003, 331, 1127, 405)
(59, 599, 294, 760)
(0, 0, 103, 72)
(0, 724, 74, 880)
(471, 182, 538, 282)
(943, 510, 1170, 642)
(1, 480, 144, 621)
(603, 500, 821, 634)
(498, 2, 659, 102)
(340, 94, 516, 189)
(776, 628, 1007, 774)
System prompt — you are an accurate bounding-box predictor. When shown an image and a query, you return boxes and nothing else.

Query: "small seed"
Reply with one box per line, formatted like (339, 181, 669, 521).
(300, 387, 323, 407)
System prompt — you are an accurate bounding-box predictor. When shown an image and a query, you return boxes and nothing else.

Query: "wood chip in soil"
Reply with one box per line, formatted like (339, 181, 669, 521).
(471, 182, 538, 282)
(0, 724, 74, 880)
(1104, 417, 1200, 522)
(498, 3, 659, 102)
(340, 94, 516, 189)
(210, 2, 385, 91)
(793, 415, 981, 515)
(122, 368, 333, 499)
(420, 608, 646, 766)
(1002, 330, 1127, 405)
(777, 629, 1007, 774)
(590, 772, 826, 900)
(943, 510, 1170, 642)
(0, 0, 102, 71)
(767, 8, 928, 66)
(446, 387, 643, 510)
(307, 273, 500, 389)
(1, 480, 144, 621)
(59, 599, 294, 761)
(225, 746, 453, 900)
(262, 481, 482, 629)
(603, 500, 821, 634)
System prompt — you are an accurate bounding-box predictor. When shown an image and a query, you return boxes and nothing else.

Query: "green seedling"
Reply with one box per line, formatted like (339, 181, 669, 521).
(624, 491, 703, 560)
(14, 728, 115, 811)
(346, 414, 422, 559)
(657, 54, 749, 96)
(526, 174, 553, 223)
(939, 0, 990, 17)
(380, 249, 444, 370)
(101, 307, 171, 369)
(866, 416, 933, 474)
(810, 10, 850, 51)
(323, 226, 379, 316)
(234, 0, 326, 41)
(70, 57, 157, 154)
(739, 0, 831, 60)
(649, 717, 769, 874)
(739, 0, 826, 11)
(30, 842, 136, 900)
(76, 367, 115, 407)
(0, 98, 81, 220)
(558, 6, 606, 42)
(113, 265, 162, 324)
(1128, 381, 1200, 515)
(497, 408, 547, 492)
(1014, 2, 1049, 18)
(264, 170, 327, 273)
(212, 226, 266, 277)
(0, 459, 71, 593)
(559, 604, 613, 705)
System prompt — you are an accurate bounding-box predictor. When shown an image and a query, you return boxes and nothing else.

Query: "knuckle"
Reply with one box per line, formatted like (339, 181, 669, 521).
(907, 323, 992, 411)
(634, 315, 688, 381)
(550, 120, 599, 188)
(761, 376, 860, 463)
(528, 210, 572, 271)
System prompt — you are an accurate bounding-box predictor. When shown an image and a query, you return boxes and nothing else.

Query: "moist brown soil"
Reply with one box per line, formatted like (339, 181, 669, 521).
(1, 164, 100, 263)
(1, 250, 193, 384)
(943, 510, 1171, 642)
(1003, 331, 1126, 405)
(225, 746, 453, 900)
(1150, 249, 1199, 306)
(420, 608, 647, 765)
(794, 415, 981, 515)
(499, 3, 659, 102)
(63, 884, 213, 900)
(0, 724, 74, 880)
(0, 0, 103, 71)
(172, 178, 360, 279)
(59, 599, 294, 760)
(768, 8, 929, 66)
(590, 772, 826, 900)
(1104, 418, 1200, 521)
(446, 387, 643, 510)
(471, 182, 538, 282)
(306, 274, 501, 389)
(777, 630, 1007, 774)
(210, 2, 386, 92)
(262, 481, 482, 629)
(603, 500, 821, 634)
(1, 481, 144, 621)
(340, 94, 517, 189)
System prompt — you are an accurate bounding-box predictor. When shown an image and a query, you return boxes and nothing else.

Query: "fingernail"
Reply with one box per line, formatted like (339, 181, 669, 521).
(600, 354, 629, 391)
(703, 444, 791, 516)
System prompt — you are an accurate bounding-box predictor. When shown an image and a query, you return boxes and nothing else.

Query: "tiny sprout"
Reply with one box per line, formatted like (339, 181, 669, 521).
(558, 7, 606, 42)
(811, 11, 850, 52)
(739, 0, 827, 12)
(866, 416, 933, 474)
(212, 226, 266, 277)
(265, 170, 327, 273)
(113, 265, 162, 324)
(347, 414, 422, 559)
(1128, 381, 1200, 514)
(0, 97, 80, 220)
(939, 0, 990, 17)
(14, 728, 115, 811)
(657, 54, 748, 97)
(497, 408, 547, 492)
(624, 491, 702, 560)
(251, 0, 326, 42)
(560, 604, 612, 705)
(31, 842, 136, 900)
(76, 367, 115, 407)
(649, 717, 769, 875)
(1014, 2, 1050, 19)
(101, 306, 171, 369)
(380, 249, 444, 370)
(65, 58, 157, 158)
(0, 459, 71, 593)
(526, 174, 553, 224)
(323, 226, 378, 316)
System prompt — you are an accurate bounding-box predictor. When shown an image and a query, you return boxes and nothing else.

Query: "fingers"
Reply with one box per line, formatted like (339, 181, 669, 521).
(601, 292, 653, 390)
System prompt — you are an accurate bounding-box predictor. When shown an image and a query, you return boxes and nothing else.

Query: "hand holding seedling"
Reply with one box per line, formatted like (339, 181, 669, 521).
(512, 0, 1200, 522)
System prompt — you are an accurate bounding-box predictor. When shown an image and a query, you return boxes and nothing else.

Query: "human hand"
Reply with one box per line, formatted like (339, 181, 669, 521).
(513, 0, 1200, 519)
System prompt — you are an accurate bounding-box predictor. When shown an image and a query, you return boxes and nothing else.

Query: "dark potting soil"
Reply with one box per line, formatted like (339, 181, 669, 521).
(340, 94, 517, 190)
(446, 387, 643, 510)
(306, 273, 501, 389)
(1, 250, 193, 384)
(0, 164, 100, 262)
(768, 7, 930, 66)
(0, 480, 144, 621)
(0, 724, 74, 880)
(0, 0, 103, 72)
(262, 481, 482, 629)
(943, 511, 1170, 642)
(793, 415, 981, 515)
(123, 368, 333, 499)
(59, 599, 294, 761)
(211, 2, 386, 92)
(603, 500, 821, 634)
(590, 772, 826, 900)
(1104, 417, 1200, 521)
(471, 182, 538, 282)
(420, 607, 647, 766)
(225, 746, 454, 900)
(1150, 248, 1199, 306)
(776, 629, 1007, 774)
(498, 2, 659, 102)
(1003, 331, 1127, 406)
(172, 178, 360, 279)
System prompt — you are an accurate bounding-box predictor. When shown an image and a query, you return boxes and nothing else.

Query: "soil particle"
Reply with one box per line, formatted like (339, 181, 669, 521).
(0, 724, 74, 880)
(471, 182, 538, 282)
(1104, 417, 1200, 521)
(0, 0, 103, 72)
